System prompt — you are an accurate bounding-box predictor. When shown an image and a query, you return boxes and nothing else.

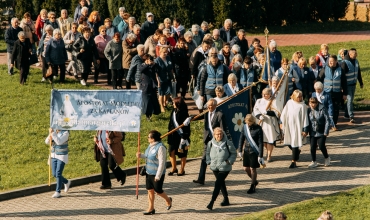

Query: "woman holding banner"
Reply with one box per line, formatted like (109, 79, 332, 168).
(238, 114, 263, 194)
(94, 130, 127, 189)
(167, 97, 192, 176)
(136, 130, 173, 215)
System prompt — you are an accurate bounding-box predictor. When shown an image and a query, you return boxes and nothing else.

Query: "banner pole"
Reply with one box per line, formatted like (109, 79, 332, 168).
(49, 133, 52, 186)
(160, 81, 261, 139)
(136, 132, 140, 199)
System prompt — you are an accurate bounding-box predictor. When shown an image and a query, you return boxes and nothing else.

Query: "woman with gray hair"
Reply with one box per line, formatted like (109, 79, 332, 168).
(184, 31, 196, 55)
(104, 32, 123, 89)
(38, 24, 54, 82)
(45, 29, 68, 83)
(191, 24, 201, 46)
(223, 73, 243, 97)
(312, 81, 334, 129)
(122, 32, 138, 89)
(269, 39, 282, 71)
(10, 31, 32, 85)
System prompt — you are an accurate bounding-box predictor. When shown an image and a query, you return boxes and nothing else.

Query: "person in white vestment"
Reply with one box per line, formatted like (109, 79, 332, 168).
(253, 88, 280, 162)
(280, 90, 309, 168)
(270, 76, 285, 113)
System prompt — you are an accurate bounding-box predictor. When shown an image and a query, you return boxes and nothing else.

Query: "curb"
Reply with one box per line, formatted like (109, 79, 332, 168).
(0, 158, 199, 201)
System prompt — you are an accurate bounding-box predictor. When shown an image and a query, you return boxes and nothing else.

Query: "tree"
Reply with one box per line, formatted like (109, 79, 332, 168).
(93, 0, 109, 20)
(15, 0, 33, 19)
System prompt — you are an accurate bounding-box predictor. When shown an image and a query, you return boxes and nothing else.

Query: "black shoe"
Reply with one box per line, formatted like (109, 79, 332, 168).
(247, 184, 256, 194)
(143, 209, 155, 215)
(168, 169, 178, 176)
(193, 179, 205, 185)
(107, 81, 112, 85)
(289, 162, 297, 168)
(220, 197, 230, 206)
(255, 180, 259, 186)
(166, 197, 172, 210)
(206, 201, 214, 210)
(94, 79, 98, 84)
(74, 75, 79, 80)
(177, 171, 185, 176)
(100, 185, 111, 189)
(120, 173, 127, 185)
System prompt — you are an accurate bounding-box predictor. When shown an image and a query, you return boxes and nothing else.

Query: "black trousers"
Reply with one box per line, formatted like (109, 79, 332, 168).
(290, 146, 300, 161)
(100, 152, 126, 186)
(19, 63, 30, 84)
(52, 64, 66, 83)
(176, 76, 188, 97)
(95, 58, 109, 80)
(122, 68, 131, 89)
(310, 136, 328, 161)
(211, 171, 229, 201)
(197, 144, 208, 181)
(111, 69, 123, 89)
(330, 91, 342, 125)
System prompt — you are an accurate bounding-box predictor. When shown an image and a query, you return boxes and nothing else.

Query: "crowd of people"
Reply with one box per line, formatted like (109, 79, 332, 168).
(8, 1, 363, 216)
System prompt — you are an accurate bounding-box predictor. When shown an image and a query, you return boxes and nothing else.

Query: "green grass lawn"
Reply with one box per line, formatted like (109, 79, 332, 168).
(234, 185, 370, 220)
(0, 66, 203, 191)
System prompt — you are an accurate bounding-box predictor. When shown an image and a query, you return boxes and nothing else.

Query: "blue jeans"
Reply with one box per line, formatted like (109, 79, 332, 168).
(51, 158, 68, 193)
(345, 85, 356, 118)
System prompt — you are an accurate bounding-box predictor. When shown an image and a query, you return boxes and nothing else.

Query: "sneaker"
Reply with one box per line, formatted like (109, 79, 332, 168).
(308, 161, 318, 168)
(64, 180, 71, 193)
(80, 79, 86, 86)
(324, 157, 331, 166)
(51, 192, 61, 198)
(41, 77, 45, 82)
(350, 118, 355, 123)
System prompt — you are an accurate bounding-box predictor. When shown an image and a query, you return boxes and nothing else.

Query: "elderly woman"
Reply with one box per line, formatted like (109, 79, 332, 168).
(122, 33, 138, 89)
(45, 128, 71, 198)
(10, 31, 32, 85)
(191, 24, 201, 46)
(77, 15, 89, 33)
(206, 127, 237, 210)
(45, 29, 68, 83)
(307, 97, 331, 168)
(44, 12, 59, 31)
(163, 28, 176, 47)
(230, 44, 240, 62)
(270, 76, 285, 112)
(155, 47, 175, 112)
(19, 12, 36, 52)
(312, 81, 334, 129)
(155, 35, 170, 58)
(269, 40, 282, 71)
(238, 114, 264, 193)
(253, 88, 280, 162)
(73, 27, 100, 86)
(57, 9, 74, 37)
(88, 11, 102, 36)
(35, 9, 48, 40)
(275, 58, 300, 105)
(144, 29, 162, 58)
(223, 73, 243, 97)
(104, 32, 123, 88)
(38, 25, 54, 82)
(280, 90, 309, 168)
(121, 16, 136, 39)
(64, 22, 81, 79)
(94, 130, 127, 189)
(212, 29, 223, 51)
(104, 18, 117, 38)
(126, 44, 145, 89)
(309, 56, 321, 85)
(200, 21, 210, 38)
(184, 31, 196, 56)
(229, 53, 243, 70)
(74, 0, 92, 22)
(94, 25, 112, 84)
(139, 54, 161, 120)
(136, 130, 173, 215)
(173, 37, 190, 99)
(167, 97, 191, 176)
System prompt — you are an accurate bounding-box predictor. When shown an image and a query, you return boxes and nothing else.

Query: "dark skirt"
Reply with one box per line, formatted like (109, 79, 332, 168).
(158, 81, 172, 96)
(243, 152, 260, 168)
(169, 144, 188, 158)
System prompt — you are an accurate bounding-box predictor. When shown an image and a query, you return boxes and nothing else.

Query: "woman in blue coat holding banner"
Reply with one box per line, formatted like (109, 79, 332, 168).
(238, 114, 264, 194)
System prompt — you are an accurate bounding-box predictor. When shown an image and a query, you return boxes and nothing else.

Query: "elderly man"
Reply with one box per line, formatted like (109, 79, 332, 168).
(5, 17, 23, 75)
(57, 9, 74, 37)
(73, 0, 92, 22)
(341, 48, 364, 123)
(212, 29, 223, 51)
(141, 12, 157, 43)
(219, 19, 236, 43)
(230, 29, 248, 59)
(200, 47, 230, 100)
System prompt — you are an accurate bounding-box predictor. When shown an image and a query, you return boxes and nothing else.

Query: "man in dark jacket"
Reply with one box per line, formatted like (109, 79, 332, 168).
(141, 12, 157, 43)
(230, 29, 248, 59)
(190, 39, 213, 87)
(219, 19, 236, 43)
(5, 17, 23, 75)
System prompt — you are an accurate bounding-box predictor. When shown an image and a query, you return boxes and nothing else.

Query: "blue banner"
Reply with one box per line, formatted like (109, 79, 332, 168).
(217, 89, 250, 149)
(50, 89, 142, 132)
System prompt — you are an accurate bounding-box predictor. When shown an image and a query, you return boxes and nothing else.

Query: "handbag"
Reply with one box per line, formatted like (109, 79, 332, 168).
(32, 33, 39, 42)
(46, 64, 53, 77)
(29, 53, 38, 65)
(139, 166, 146, 176)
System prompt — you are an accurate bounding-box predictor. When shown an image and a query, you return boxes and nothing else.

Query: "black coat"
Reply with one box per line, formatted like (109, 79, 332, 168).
(139, 63, 161, 115)
(141, 21, 157, 42)
(167, 108, 190, 146)
(11, 38, 31, 70)
(219, 27, 236, 43)
(5, 26, 23, 53)
(230, 36, 248, 59)
(173, 47, 190, 78)
(203, 111, 226, 145)
(238, 124, 263, 157)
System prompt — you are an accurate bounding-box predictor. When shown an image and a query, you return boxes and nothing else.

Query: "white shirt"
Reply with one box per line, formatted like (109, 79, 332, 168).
(45, 131, 69, 164)
(316, 91, 324, 103)
(209, 111, 215, 135)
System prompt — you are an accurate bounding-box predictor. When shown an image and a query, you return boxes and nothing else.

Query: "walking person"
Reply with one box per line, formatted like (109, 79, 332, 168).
(45, 29, 68, 83)
(167, 97, 192, 176)
(45, 128, 71, 198)
(136, 130, 173, 215)
(94, 25, 111, 84)
(173, 37, 190, 99)
(94, 130, 127, 189)
(63, 22, 81, 79)
(104, 32, 122, 88)
(238, 114, 264, 194)
(205, 127, 237, 210)
(5, 18, 23, 75)
(122, 33, 138, 89)
(307, 97, 331, 168)
(10, 31, 32, 85)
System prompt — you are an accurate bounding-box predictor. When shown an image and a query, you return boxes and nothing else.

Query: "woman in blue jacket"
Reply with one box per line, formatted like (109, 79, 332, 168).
(45, 29, 68, 83)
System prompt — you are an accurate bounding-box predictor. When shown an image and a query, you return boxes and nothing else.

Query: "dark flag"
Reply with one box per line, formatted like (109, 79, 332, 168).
(217, 89, 250, 149)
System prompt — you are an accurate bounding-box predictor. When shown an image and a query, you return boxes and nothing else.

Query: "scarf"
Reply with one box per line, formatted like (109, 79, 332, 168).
(227, 83, 239, 94)
(211, 138, 227, 154)
(96, 130, 114, 157)
(173, 25, 184, 36)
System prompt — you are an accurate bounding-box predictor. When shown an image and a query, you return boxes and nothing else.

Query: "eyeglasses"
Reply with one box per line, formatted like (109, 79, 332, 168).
(101, 30, 106, 32)
(50, 17, 56, 19)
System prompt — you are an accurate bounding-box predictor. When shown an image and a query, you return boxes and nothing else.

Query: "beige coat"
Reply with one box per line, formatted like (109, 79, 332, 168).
(144, 35, 157, 58)
(57, 17, 74, 37)
(94, 131, 125, 165)
(122, 39, 138, 69)
(19, 19, 35, 44)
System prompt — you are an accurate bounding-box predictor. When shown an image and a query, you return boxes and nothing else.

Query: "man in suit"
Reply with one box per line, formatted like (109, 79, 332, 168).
(193, 98, 226, 185)
(219, 19, 236, 43)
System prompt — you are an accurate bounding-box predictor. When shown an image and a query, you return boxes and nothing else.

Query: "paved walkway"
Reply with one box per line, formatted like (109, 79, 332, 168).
(0, 122, 369, 219)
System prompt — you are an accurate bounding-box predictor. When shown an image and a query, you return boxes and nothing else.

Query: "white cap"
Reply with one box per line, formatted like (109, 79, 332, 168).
(146, 12, 154, 18)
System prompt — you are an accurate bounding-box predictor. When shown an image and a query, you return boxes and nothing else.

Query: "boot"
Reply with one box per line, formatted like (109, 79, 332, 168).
(247, 183, 256, 194)
(206, 200, 214, 210)
(220, 197, 230, 206)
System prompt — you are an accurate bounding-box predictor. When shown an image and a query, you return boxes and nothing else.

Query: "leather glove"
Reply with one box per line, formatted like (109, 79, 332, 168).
(259, 115, 264, 121)
(183, 117, 192, 126)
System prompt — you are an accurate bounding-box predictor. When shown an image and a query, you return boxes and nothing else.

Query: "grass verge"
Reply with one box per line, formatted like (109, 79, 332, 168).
(234, 185, 370, 220)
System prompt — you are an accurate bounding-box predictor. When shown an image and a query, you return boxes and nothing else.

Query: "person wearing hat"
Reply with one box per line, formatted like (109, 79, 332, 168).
(141, 12, 157, 43)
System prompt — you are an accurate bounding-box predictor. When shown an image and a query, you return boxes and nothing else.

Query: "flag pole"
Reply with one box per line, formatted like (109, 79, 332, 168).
(136, 132, 140, 199)
(160, 81, 261, 139)
(264, 27, 272, 87)
(48, 132, 52, 186)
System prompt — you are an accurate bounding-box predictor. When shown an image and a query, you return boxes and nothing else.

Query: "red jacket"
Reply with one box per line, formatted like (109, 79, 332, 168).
(35, 15, 47, 40)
